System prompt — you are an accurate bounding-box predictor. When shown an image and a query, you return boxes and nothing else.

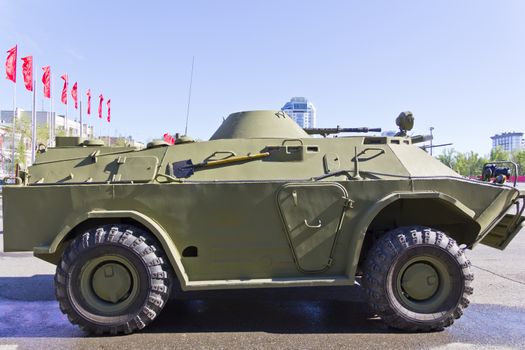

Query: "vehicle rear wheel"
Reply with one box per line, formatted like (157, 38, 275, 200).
(55, 225, 171, 335)
(362, 226, 473, 331)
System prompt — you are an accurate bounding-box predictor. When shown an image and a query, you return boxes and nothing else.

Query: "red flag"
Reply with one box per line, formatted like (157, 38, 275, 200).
(163, 133, 175, 145)
(60, 74, 68, 104)
(71, 82, 78, 109)
(98, 94, 104, 118)
(86, 89, 91, 115)
(42, 66, 51, 98)
(21, 56, 33, 91)
(5, 45, 17, 82)
(106, 99, 111, 122)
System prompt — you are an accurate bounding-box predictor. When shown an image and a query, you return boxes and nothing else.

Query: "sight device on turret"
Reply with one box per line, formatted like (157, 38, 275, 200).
(395, 111, 414, 136)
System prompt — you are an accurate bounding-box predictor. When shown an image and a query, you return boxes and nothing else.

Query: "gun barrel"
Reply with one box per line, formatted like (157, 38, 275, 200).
(420, 142, 453, 150)
(304, 127, 382, 136)
(411, 135, 433, 144)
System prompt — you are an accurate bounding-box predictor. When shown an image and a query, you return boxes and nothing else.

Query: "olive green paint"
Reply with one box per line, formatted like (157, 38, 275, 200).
(395, 255, 453, 313)
(80, 255, 140, 313)
(2, 110, 524, 292)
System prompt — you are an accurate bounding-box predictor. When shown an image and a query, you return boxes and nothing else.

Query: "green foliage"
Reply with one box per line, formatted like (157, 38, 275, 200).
(490, 146, 509, 161)
(436, 148, 457, 169)
(511, 150, 525, 175)
(437, 147, 525, 176)
(37, 124, 50, 146)
(14, 115, 31, 166)
(455, 151, 487, 177)
(16, 138, 26, 166)
(437, 148, 488, 176)
(12, 115, 54, 166)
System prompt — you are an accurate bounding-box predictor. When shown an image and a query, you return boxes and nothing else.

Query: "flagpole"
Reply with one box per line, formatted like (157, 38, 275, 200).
(50, 72, 54, 145)
(47, 104, 50, 146)
(48, 72, 53, 147)
(31, 77, 36, 164)
(80, 99, 83, 139)
(100, 104, 102, 141)
(89, 94, 92, 139)
(45, 96, 49, 143)
(11, 82, 17, 175)
(66, 98, 69, 136)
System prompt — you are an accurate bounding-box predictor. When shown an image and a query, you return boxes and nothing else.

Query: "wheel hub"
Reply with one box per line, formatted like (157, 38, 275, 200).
(401, 262, 439, 300)
(91, 262, 132, 303)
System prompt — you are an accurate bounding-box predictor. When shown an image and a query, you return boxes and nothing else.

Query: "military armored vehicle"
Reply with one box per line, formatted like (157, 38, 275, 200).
(2, 110, 524, 335)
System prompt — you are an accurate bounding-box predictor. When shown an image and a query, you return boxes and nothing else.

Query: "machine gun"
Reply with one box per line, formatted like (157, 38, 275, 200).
(303, 126, 382, 137)
(420, 142, 453, 151)
(410, 134, 453, 153)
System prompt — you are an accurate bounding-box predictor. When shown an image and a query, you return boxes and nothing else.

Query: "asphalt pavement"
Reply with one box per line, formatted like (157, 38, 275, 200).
(1, 195, 525, 349)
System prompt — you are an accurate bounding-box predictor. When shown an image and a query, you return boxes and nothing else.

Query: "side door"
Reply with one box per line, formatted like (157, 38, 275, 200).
(276, 182, 350, 273)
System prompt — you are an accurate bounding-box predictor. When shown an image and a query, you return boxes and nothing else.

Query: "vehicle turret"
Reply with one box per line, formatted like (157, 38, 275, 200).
(210, 110, 309, 140)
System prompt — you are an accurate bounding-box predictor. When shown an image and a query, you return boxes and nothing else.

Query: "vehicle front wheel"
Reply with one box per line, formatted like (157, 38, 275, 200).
(362, 226, 473, 331)
(55, 225, 171, 335)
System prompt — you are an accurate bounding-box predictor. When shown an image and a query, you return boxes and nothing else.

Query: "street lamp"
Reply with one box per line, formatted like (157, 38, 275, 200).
(430, 127, 434, 156)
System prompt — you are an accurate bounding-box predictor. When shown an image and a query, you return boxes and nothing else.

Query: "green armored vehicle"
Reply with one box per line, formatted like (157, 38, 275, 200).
(2, 110, 524, 335)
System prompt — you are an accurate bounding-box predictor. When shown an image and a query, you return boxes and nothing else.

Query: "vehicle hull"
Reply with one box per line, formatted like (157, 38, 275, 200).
(3, 176, 518, 290)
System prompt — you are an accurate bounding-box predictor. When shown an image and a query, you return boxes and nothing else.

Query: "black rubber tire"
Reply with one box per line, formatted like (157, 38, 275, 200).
(362, 226, 473, 332)
(55, 225, 171, 335)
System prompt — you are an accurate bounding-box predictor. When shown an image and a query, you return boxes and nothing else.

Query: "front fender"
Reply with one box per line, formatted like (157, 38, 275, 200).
(35, 210, 190, 290)
(344, 191, 477, 278)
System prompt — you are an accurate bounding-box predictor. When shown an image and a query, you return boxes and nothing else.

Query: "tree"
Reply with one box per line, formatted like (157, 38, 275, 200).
(489, 146, 509, 161)
(36, 124, 51, 148)
(454, 151, 487, 177)
(14, 115, 31, 166)
(10, 116, 58, 167)
(511, 150, 525, 175)
(437, 148, 488, 177)
(437, 148, 457, 169)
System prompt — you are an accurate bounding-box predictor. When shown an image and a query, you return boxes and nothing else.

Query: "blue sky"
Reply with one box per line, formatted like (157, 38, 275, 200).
(1, 0, 524, 155)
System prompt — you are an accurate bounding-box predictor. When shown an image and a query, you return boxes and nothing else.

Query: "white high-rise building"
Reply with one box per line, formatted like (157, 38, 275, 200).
(281, 97, 317, 128)
(490, 132, 524, 152)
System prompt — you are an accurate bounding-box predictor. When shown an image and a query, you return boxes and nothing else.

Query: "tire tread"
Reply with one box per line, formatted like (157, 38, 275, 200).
(362, 226, 473, 332)
(54, 225, 171, 335)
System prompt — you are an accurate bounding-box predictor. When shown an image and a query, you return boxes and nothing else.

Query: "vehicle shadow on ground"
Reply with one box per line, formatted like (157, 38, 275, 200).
(148, 286, 391, 334)
(2, 275, 524, 344)
(0, 275, 394, 336)
(0, 275, 56, 301)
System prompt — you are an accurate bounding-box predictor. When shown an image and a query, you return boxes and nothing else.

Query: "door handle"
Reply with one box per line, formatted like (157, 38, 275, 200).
(304, 219, 322, 229)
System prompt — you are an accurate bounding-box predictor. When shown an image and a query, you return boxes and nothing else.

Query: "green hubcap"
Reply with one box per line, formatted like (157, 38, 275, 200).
(401, 262, 439, 300)
(92, 262, 132, 303)
(395, 255, 452, 313)
(79, 255, 140, 315)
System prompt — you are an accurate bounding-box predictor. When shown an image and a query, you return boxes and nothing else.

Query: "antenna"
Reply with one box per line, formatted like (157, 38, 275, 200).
(184, 56, 195, 136)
